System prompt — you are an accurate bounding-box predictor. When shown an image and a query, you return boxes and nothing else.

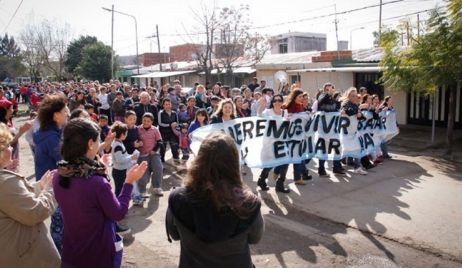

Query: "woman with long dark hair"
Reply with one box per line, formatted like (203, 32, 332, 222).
(282, 88, 312, 185)
(33, 94, 69, 252)
(166, 132, 263, 267)
(53, 118, 147, 268)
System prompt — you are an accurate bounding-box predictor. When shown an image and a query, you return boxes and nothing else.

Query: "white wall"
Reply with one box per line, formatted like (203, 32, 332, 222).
(299, 72, 354, 97)
(384, 88, 408, 125)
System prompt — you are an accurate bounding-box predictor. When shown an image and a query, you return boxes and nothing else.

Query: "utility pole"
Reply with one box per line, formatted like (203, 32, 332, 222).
(334, 4, 340, 59)
(406, 21, 410, 46)
(379, 0, 383, 43)
(102, 7, 139, 75)
(417, 14, 420, 39)
(111, 5, 114, 79)
(156, 24, 162, 72)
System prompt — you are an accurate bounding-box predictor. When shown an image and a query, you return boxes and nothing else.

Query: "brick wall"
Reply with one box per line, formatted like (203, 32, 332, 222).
(138, 53, 170, 66)
(312, 50, 352, 62)
(169, 44, 205, 62)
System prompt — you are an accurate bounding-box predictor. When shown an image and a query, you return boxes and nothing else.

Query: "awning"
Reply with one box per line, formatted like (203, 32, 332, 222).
(132, 70, 196, 78)
(233, 66, 256, 74)
(287, 66, 382, 73)
(199, 67, 256, 75)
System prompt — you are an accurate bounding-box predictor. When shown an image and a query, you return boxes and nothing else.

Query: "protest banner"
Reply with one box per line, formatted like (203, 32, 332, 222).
(191, 111, 399, 168)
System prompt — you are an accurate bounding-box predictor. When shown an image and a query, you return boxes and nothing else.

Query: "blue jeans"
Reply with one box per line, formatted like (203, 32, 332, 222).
(138, 154, 163, 192)
(381, 142, 390, 157)
(181, 148, 189, 160)
(293, 159, 310, 180)
(50, 207, 63, 254)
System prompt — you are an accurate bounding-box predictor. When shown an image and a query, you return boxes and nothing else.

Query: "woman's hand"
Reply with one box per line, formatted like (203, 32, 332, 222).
(39, 170, 53, 190)
(18, 121, 33, 135)
(125, 161, 148, 184)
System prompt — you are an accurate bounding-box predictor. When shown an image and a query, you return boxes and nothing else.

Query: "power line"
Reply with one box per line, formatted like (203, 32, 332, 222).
(250, 0, 405, 30)
(340, 8, 433, 31)
(3, 0, 25, 33)
(152, 0, 407, 38)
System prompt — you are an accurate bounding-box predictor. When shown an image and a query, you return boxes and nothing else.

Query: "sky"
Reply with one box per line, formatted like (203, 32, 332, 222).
(0, 0, 445, 56)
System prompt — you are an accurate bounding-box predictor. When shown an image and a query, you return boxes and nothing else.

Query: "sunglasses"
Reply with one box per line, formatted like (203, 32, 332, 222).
(273, 99, 283, 103)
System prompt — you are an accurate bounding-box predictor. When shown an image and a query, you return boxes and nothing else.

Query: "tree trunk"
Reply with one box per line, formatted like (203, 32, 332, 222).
(446, 82, 457, 155)
(225, 69, 233, 86)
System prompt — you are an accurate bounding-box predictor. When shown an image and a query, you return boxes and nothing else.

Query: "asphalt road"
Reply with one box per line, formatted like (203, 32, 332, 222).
(14, 115, 462, 268)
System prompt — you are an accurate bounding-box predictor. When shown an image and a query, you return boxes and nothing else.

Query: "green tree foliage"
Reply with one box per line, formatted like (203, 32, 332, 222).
(0, 34, 25, 80)
(0, 34, 21, 57)
(65, 35, 98, 74)
(380, 0, 462, 153)
(78, 42, 112, 82)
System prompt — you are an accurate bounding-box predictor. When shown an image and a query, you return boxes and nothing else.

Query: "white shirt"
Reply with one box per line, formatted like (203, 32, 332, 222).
(98, 93, 110, 110)
(262, 108, 288, 119)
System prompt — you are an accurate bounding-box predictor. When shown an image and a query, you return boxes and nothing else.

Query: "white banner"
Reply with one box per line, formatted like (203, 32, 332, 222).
(191, 111, 399, 168)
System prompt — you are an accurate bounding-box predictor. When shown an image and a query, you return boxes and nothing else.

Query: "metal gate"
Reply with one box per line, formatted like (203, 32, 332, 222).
(407, 84, 462, 129)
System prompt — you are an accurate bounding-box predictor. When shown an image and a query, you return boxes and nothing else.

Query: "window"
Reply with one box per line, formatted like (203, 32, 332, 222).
(279, 43, 288, 54)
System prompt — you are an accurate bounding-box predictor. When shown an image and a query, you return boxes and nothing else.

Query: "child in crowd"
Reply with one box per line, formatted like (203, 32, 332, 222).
(110, 122, 140, 204)
(98, 115, 110, 141)
(123, 111, 144, 205)
(173, 123, 190, 162)
(178, 103, 189, 123)
(84, 103, 98, 122)
(187, 109, 208, 139)
(137, 113, 164, 196)
(29, 90, 40, 112)
(112, 92, 126, 123)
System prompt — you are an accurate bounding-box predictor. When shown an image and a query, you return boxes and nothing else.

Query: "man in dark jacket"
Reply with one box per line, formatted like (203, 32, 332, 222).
(317, 82, 346, 176)
(134, 91, 158, 126)
(158, 98, 179, 162)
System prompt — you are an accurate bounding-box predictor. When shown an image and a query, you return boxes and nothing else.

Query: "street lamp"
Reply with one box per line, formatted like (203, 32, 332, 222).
(349, 27, 365, 50)
(102, 7, 140, 75)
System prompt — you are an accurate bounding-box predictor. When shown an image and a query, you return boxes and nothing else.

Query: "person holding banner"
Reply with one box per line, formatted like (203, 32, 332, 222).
(166, 132, 263, 268)
(256, 94, 291, 193)
(379, 96, 395, 159)
(340, 87, 368, 175)
(316, 83, 346, 176)
(210, 99, 236, 124)
(358, 94, 377, 170)
(282, 88, 312, 185)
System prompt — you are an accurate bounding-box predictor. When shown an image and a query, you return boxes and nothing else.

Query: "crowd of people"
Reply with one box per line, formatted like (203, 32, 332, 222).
(0, 77, 395, 267)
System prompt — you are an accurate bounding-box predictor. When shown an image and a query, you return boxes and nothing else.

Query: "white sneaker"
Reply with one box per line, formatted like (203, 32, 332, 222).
(354, 167, 368, 175)
(153, 188, 164, 196)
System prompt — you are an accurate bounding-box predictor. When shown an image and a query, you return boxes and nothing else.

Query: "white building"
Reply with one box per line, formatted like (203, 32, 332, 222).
(270, 32, 327, 54)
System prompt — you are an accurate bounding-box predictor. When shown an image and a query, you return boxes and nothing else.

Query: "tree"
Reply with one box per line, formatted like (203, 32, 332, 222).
(0, 34, 21, 57)
(65, 35, 98, 75)
(0, 34, 25, 80)
(187, 4, 270, 85)
(379, 0, 462, 154)
(214, 5, 270, 85)
(20, 18, 72, 80)
(186, 3, 220, 85)
(78, 42, 113, 82)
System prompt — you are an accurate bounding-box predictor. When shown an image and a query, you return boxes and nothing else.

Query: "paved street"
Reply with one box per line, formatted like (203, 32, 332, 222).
(15, 116, 462, 267)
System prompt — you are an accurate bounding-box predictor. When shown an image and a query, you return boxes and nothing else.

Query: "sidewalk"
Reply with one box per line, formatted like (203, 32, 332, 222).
(390, 125, 462, 162)
(241, 154, 462, 262)
(164, 125, 462, 263)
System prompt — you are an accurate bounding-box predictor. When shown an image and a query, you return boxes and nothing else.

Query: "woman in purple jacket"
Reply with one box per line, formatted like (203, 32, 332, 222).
(52, 118, 147, 268)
